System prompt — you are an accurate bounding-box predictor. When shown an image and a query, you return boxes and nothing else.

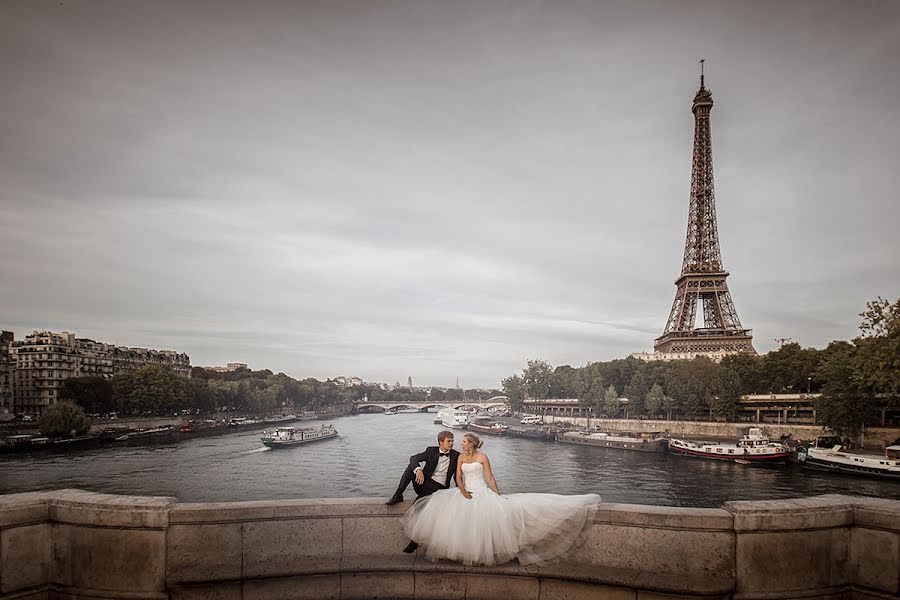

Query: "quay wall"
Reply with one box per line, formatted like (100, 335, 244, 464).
(538, 415, 900, 448)
(1, 490, 898, 600)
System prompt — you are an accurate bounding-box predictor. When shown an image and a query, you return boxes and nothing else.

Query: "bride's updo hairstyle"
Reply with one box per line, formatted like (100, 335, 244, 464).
(463, 432, 483, 452)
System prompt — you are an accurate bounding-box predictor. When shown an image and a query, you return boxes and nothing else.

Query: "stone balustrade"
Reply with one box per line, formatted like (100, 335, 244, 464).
(1, 490, 897, 600)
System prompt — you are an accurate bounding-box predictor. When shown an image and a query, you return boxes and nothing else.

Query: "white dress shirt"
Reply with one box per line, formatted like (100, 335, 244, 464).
(416, 452, 451, 486)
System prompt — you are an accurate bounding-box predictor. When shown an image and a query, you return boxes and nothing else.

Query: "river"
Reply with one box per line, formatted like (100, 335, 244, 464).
(1, 413, 897, 506)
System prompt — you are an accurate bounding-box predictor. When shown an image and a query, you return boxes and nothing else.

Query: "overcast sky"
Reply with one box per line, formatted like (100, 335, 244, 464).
(1, 1, 898, 388)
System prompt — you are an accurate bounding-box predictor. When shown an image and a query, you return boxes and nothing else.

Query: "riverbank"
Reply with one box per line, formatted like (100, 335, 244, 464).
(518, 414, 900, 449)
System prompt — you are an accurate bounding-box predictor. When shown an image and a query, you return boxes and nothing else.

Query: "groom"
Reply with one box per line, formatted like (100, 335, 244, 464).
(386, 430, 460, 552)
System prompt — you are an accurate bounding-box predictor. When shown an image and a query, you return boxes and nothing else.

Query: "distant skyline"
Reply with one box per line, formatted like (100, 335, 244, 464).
(2, 1, 899, 388)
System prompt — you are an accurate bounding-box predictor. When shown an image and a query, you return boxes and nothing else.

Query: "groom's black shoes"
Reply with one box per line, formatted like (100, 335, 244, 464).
(385, 493, 404, 506)
(402, 541, 418, 553)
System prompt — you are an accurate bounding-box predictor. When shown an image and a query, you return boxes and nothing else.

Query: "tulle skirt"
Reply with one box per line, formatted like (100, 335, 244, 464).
(400, 486, 600, 566)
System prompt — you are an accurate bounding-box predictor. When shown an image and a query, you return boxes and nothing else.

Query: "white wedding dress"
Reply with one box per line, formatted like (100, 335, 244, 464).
(400, 461, 600, 566)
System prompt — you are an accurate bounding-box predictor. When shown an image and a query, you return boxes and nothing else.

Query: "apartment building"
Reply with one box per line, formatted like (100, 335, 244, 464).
(113, 347, 191, 378)
(1, 331, 14, 415)
(12, 331, 80, 415)
(9, 330, 191, 415)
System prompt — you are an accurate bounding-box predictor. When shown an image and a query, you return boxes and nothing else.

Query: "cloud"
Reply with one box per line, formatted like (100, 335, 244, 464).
(1, 0, 899, 386)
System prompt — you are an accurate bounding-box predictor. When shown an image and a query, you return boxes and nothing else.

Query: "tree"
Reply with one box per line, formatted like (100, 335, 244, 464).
(853, 297, 900, 396)
(60, 376, 115, 415)
(719, 353, 765, 395)
(711, 368, 741, 421)
(113, 364, 188, 415)
(550, 365, 579, 399)
(575, 362, 605, 412)
(762, 342, 819, 394)
(665, 358, 717, 420)
(39, 400, 92, 437)
(625, 370, 650, 416)
(601, 384, 620, 417)
(501, 374, 526, 410)
(644, 383, 665, 419)
(522, 360, 553, 400)
(814, 341, 876, 441)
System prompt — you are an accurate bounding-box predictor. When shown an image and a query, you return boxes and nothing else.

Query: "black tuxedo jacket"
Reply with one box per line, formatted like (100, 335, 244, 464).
(409, 446, 460, 487)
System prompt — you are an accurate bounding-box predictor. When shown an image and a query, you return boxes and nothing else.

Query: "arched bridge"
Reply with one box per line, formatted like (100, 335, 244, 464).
(354, 397, 508, 413)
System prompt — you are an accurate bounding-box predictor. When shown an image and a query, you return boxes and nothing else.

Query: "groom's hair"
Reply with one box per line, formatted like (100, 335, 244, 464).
(437, 431, 454, 443)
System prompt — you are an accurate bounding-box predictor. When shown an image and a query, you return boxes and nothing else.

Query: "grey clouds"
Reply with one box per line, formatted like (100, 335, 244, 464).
(1, 0, 899, 387)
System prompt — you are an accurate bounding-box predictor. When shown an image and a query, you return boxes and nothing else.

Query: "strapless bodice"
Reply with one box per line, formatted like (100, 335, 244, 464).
(461, 461, 487, 489)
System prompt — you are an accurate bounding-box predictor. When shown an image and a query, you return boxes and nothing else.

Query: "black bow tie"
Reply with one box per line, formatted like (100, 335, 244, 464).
(439, 452, 450, 456)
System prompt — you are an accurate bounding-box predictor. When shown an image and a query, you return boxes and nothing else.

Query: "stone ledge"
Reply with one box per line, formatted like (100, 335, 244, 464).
(851, 496, 900, 531)
(598, 502, 734, 530)
(725, 495, 855, 532)
(0, 490, 896, 600)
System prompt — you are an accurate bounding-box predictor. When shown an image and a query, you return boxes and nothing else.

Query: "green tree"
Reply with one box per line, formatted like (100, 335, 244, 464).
(501, 374, 526, 410)
(814, 341, 877, 441)
(575, 362, 605, 412)
(625, 370, 650, 416)
(550, 365, 579, 398)
(60, 376, 115, 415)
(601, 384, 620, 417)
(38, 400, 92, 437)
(113, 364, 188, 415)
(711, 368, 742, 421)
(719, 353, 765, 395)
(853, 297, 900, 396)
(762, 342, 819, 394)
(522, 359, 553, 400)
(644, 383, 665, 418)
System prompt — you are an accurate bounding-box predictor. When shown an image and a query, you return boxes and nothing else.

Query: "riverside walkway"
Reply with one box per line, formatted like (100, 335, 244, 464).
(1, 489, 897, 599)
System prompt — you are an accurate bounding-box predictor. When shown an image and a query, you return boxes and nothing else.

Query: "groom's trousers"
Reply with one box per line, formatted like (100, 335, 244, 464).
(394, 464, 448, 499)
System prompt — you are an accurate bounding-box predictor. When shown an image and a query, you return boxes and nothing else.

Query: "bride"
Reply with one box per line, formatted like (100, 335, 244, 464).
(400, 432, 600, 566)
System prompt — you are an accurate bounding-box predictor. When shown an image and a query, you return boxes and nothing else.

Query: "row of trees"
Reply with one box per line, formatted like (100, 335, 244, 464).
(59, 362, 503, 425)
(502, 297, 900, 439)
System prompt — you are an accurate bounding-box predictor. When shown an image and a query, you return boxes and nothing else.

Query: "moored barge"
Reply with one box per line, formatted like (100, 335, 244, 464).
(668, 428, 790, 463)
(797, 444, 900, 480)
(558, 430, 668, 453)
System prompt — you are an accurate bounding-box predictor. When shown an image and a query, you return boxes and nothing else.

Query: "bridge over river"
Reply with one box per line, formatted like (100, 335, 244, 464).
(353, 396, 509, 413)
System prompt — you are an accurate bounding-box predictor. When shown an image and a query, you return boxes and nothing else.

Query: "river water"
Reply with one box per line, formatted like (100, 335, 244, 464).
(1, 413, 897, 506)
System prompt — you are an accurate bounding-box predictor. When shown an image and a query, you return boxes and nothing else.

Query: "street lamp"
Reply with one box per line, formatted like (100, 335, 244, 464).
(807, 377, 812, 394)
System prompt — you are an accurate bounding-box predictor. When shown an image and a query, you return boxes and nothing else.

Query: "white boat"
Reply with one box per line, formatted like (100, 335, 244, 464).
(441, 409, 470, 429)
(260, 424, 338, 448)
(297, 412, 318, 421)
(797, 444, 900, 480)
(433, 408, 447, 424)
(668, 428, 791, 463)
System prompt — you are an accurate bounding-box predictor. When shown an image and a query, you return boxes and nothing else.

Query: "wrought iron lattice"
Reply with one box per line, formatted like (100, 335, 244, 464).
(654, 70, 755, 356)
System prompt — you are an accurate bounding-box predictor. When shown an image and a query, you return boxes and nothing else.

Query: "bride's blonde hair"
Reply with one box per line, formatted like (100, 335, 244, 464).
(463, 432, 483, 453)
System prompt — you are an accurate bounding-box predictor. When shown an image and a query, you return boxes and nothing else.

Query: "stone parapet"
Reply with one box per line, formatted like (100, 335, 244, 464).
(0, 490, 897, 600)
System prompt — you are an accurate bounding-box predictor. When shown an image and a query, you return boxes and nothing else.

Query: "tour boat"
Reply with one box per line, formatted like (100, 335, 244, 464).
(260, 424, 338, 448)
(297, 412, 319, 421)
(558, 430, 669, 453)
(433, 408, 447, 424)
(467, 418, 508, 436)
(797, 444, 900, 480)
(441, 409, 470, 429)
(668, 428, 791, 463)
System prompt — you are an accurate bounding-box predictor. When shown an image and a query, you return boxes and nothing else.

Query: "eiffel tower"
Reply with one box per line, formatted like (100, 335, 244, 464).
(654, 65, 755, 357)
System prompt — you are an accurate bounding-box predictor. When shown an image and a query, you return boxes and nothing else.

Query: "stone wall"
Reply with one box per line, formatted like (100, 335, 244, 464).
(1, 490, 897, 600)
(541, 416, 900, 448)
